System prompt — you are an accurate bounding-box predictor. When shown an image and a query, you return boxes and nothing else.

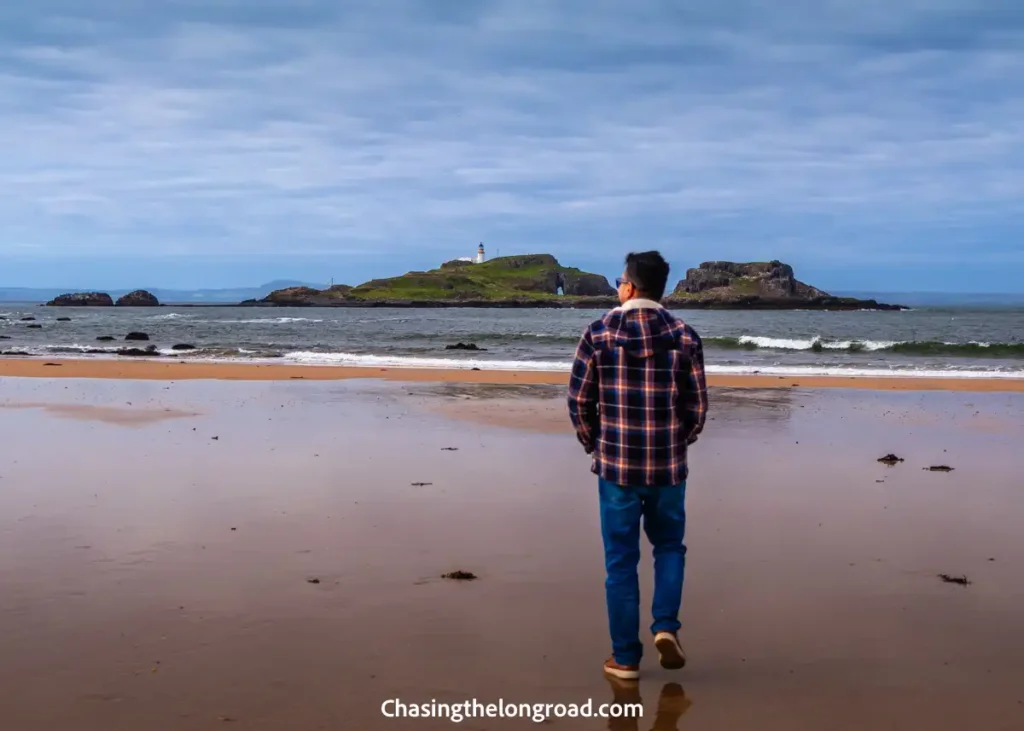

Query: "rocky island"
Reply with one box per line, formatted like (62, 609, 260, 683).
(46, 292, 116, 307)
(244, 254, 619, 308)
(46, 290, 161, 307)
(664, 261, 906, 310)
(249, 255, 905, 310)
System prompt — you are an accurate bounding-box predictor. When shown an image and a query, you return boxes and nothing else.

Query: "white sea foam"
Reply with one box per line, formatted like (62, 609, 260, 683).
(736, 336, 898, 351)
(146, 315, 323, 324)
(281, 350, 574, 371)
(277, 351, 1024, 379)
(225, 317, 324, 324)
(705, 364, 1023, 379)
(7, 343, 1022, 380)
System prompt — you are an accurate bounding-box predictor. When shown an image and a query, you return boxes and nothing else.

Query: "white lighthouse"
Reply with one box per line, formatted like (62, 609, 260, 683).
(475, 243, 485, 264)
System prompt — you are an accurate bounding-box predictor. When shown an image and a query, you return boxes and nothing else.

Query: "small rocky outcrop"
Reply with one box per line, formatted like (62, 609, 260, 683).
(125, 332, 150, 341)
(117, 345, 158, 357)
(446, 343, 486, 351)
(440, 259, 475, 270)
(171, 343, 197, 351)
(668, 261, 906, 310)
(25, 324, 42, 329)
(115, 290, 160, 307)
(559, 271, 617, 296)
(96, 336, 116, 342)
(674, 261, 827, 299)
(47, 292, 114, 307)
(263, 286, 334, 306)
(56, 317, 71, 322)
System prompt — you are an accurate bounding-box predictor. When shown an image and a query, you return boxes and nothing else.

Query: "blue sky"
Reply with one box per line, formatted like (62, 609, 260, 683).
(1, 1, 1022, 293)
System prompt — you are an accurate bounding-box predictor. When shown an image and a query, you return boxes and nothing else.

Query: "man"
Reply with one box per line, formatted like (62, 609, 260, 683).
(567, 251, 708, 681)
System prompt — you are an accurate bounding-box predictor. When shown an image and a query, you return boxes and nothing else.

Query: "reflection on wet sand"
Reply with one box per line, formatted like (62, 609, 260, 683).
(704, 387, 798, 427)
(0, 401, 200, 426)
(429, 384, 801, 434)
(606, 678, 693, 731)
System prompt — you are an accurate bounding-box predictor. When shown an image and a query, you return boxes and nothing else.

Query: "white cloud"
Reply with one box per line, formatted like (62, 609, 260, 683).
(0, 0, 1022, 273)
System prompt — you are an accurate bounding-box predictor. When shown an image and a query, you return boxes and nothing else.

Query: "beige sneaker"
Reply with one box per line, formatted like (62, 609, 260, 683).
(654, 632, 686, 670)
(603, 656, 640, 680)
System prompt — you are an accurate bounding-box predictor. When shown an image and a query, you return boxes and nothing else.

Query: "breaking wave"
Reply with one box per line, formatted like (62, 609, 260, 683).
(706, 336, 1024, 358)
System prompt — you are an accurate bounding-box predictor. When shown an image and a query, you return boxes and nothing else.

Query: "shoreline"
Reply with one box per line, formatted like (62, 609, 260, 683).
(2, 356, 1023, 391)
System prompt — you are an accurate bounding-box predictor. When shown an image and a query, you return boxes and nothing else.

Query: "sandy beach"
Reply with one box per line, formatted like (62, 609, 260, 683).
(2, 356, 1024, 391)
(1, 375, 1023, 730)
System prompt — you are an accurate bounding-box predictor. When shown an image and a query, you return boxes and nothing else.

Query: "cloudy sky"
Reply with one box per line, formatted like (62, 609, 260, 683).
(2, 1, 1022, 292)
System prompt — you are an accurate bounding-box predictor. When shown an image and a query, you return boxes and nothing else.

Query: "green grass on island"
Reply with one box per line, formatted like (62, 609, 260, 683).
(291, 254, 616, 303)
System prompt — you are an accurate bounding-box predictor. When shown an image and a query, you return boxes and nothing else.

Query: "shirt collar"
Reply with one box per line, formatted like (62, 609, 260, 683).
(614, 298, 664, 312)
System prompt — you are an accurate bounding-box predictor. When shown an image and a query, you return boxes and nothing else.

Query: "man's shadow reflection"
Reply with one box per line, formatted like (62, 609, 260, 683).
(605, 677, 692, 731)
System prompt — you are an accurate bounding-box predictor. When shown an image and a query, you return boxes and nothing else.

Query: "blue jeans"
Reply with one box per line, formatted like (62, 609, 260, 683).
(598, 477, 687, 666)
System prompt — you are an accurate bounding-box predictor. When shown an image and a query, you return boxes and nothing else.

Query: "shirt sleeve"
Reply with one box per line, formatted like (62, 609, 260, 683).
(681, 327, 708, 443)
(567, 326, 599, 452)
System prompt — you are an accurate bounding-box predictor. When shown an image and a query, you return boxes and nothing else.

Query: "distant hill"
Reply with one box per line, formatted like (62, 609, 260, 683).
(832, 291, 1024, 308)
(0, 280, 325, 304)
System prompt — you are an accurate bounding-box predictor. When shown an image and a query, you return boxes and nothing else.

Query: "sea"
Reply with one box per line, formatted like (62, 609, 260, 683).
(2, 304, 1023, 379)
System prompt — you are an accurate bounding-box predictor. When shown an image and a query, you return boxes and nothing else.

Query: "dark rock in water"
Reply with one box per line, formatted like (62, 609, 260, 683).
(877, 454, 904, 466)
(938, 573, 970, 586)
(1, 350, 31, 356)
(306, 578, 321, 585)
(26, 324, 42, 329)
(56, 317, 72, 322)
(125, 332, 150, 341)
(171, 343, 197, 351)
(925, 465, 954, 472)
(410, 482, 433, 487)
(0, 335, 10, 340)
(116, 345, 158, 357)
(20, 316, 36, 321)
(446, 342, 487, 351)
(116, 289, 160, 307)
(96, 336, 116, 342)
(47, 292, 114, 307)
(441, 570, 478, 581)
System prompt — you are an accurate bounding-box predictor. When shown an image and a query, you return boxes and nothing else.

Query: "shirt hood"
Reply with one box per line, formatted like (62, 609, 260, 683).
(606, 299, 681, 359)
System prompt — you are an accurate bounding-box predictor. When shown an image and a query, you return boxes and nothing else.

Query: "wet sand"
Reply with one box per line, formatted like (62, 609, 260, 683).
(1, 377, 1023, 729)
(2, 355, 1024, 391)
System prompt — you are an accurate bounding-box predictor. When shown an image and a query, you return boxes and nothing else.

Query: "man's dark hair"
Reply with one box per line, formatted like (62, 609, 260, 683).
(624, 251, 671, 301)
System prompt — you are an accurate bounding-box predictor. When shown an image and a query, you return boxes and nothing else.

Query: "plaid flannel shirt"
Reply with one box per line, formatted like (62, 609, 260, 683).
(567, 299, 707, 487)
